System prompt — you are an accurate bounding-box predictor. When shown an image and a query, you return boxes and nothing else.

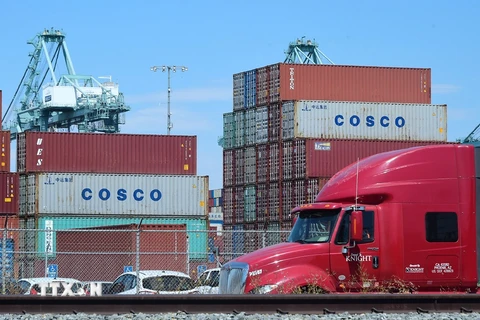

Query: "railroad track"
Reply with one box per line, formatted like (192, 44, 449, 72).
(1, 294, 480, 315)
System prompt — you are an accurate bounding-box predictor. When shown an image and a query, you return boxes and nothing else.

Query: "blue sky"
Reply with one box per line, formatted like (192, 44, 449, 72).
(0, 0, 478, 189)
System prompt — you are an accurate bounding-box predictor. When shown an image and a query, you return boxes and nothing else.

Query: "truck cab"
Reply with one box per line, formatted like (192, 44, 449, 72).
(219, 144, 479, 294)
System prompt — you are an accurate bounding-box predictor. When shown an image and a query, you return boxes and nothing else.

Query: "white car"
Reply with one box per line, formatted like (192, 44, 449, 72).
(17, 277, 83, 295)
(195, 268, 220, 294)
(108, 270, 199, 295)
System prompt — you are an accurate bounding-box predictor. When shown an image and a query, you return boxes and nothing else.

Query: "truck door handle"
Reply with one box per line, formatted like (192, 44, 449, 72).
(373, 256, 379, 269)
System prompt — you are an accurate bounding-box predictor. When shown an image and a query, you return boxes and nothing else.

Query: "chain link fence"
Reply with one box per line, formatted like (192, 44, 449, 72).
(0, 225, 291, 291)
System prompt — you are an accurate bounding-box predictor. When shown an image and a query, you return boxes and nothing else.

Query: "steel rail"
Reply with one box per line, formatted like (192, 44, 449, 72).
(0, 294, 480, 315)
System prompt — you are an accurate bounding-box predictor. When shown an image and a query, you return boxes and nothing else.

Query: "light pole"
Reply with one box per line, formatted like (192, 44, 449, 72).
(150, 65, 188, 135)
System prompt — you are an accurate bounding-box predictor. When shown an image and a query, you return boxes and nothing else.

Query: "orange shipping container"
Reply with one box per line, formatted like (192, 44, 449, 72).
(271, 63, 431, 104)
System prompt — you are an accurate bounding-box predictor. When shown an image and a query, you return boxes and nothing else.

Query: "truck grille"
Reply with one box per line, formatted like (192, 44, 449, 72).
(219, 262, 248, 294)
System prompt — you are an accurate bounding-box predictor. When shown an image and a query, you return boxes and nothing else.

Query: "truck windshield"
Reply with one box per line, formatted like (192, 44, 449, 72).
(287, 209, 341, 244)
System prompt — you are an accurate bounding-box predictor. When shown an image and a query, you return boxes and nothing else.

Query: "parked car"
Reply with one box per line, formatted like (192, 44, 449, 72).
(83, 281, 113, 295)
(195, 268, 220, 294)
(108, 270, 199, 295)
(17, 277, 83, 295)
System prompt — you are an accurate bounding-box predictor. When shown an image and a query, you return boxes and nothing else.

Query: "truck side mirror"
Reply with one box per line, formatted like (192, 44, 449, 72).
(350, 210, 363, 243)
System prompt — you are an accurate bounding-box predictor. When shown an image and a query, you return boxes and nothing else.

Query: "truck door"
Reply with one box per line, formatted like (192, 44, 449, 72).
(329, 209, 381, 292)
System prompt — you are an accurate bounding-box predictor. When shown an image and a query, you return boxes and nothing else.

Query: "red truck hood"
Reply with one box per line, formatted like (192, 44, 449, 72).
(233, 242, 327, 268)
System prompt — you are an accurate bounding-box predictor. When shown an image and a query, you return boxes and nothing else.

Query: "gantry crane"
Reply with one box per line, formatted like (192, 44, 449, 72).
(2, 28, 130, 139)
(284, 37, 335, 65)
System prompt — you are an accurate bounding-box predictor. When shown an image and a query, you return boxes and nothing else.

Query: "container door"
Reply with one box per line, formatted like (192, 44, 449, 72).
(330, 209, 381, 292)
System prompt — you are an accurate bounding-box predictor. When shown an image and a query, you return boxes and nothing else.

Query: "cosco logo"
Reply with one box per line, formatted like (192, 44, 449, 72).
(81, 188, 162, 202)
(334, 115, 406, 128)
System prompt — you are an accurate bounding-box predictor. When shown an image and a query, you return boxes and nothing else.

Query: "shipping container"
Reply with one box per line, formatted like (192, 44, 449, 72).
(244, 70, 257, 108)
(285, 138, 453, 179)
(268, 183, 280, 222)
(223, 187, 234, 225)
(266, 221, 281, 245)
(223, 150, 234, 187)
(256, 184, 268, 223)
(30, 216, 207, 264)
(256, 144, 269, 183)
(0, 215, 19, 279)
(245, 109, 256, 146)
(244, 147, 256, 185)
(39, 224, 189, 281)
(272, 63, 431, 104)
(244, 186, 256, 223)
(268, 104, 281, 142)
(232, 224, 244, 257)
(209, 189, 223, 199)
(282, 100, 447, 141)
(233, 73, 245, 111)
(222, 224, 234, 261)
(17, 132, 197, 175)
(20, 173, 208, 216)
(244, 223, 258, 253)
(256, 67, 269, 106)
(234, 149, 244, 186)
(282, 141, 294, 180)
(234, 111, 245, 148)
(0, 173, 19, 215)
(223, 112, 235, 149)
(269, 143, 280, 182)
(255, 106, 268, 144)
(234, 186, 244, 224)
(0, 131, 10, 172)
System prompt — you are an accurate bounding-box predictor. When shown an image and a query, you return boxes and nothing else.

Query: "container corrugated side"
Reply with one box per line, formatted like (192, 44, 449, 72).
(53, 224, 189, 281)
(17, 132, 197, 175)
(283, 100, 447, 141)
(299, 139, 454, 178)
(0, 173, 19, 215)
(276, 64, 431, 104)
(26, 173, 208, 216)
(233, 72, 245, 111)
(35, 216, 207, 262)
(223, 112, 235, 149)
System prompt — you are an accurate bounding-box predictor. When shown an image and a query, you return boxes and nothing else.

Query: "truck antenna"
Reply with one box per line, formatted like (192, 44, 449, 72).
(355, 158, 359, 209)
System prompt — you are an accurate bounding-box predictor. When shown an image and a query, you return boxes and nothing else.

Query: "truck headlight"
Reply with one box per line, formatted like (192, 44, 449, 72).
(249, 284, 278, 294)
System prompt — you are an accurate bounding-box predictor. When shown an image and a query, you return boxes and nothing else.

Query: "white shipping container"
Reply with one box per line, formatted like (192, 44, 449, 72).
(255, 106, 268, 144)
(24, 173, 208, 216)
(283, 101, 447, 141)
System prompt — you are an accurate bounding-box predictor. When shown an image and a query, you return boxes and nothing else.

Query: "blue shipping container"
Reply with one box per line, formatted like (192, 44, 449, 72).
(0, 239, 14, 278)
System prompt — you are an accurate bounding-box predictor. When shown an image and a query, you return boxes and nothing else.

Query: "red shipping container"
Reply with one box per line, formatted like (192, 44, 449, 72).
(234, 186, 244, 224)
(0, 131, 10, 172)
(17, 132, 197, 175)
(39, 224, 188, 281)
(0, 173, 18, 215)
(223, 187, 234, 225)
(272, 63, 431, 104)
(256, 184, 268, 223)
(285, 139, 452, 179)
(223, 150, 235, 187)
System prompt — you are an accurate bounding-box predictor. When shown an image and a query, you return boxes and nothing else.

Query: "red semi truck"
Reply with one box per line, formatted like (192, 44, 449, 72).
(219, 143, 479, 294)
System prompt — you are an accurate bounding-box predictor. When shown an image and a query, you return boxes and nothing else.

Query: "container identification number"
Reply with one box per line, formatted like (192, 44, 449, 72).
(81, 188, 162, 202)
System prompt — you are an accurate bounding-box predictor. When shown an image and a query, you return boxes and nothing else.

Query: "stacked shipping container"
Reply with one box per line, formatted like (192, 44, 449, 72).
(223, 62, 450, 254)
(15, 131, 210, 280)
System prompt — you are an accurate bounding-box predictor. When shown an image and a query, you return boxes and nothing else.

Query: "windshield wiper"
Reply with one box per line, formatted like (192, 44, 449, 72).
(293, 239, 306, 244)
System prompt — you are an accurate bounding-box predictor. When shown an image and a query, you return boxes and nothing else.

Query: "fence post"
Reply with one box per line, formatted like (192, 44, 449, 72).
(135, 219, 143, 294)
(2, 226, 7, 295)
(186, 233, 190, 275)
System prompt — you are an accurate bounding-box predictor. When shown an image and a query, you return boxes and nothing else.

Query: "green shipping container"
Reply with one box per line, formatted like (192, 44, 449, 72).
(35, 216, 207, 260)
